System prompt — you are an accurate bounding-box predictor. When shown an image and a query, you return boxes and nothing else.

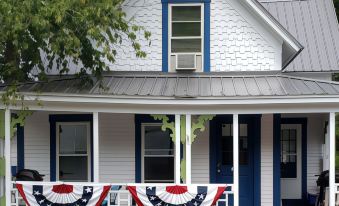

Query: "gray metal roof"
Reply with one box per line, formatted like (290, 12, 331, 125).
(260, 0, 339, 72)
(3, 73, 339, 98)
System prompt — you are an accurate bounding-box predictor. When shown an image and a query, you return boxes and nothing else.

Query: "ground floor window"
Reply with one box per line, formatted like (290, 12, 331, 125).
(142, 124, 174, 183)
(56, 122, 91, 181)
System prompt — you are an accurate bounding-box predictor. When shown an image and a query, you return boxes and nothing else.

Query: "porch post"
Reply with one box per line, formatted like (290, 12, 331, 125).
(233, 114, 239, 206)
(186, 114, 192, 184)
(5, 110, 11, 206)
(329, 112, 335, 206)
(93, 112, 99, 182)
(175, 115, 181, 184)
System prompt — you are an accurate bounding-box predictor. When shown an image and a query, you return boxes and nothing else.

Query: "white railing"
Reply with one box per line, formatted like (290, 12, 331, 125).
(11, 183, 234, 206)
(335, 184, 339, 206)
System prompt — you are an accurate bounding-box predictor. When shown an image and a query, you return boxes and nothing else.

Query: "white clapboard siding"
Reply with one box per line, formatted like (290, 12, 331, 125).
(305, 115, 325, 193)
(261, 114, 274, 206)
(24, 112, 51, 181)
(99, 113, 135, 183)
(11, 135, 17, 167)
(192, 124, 210, 183)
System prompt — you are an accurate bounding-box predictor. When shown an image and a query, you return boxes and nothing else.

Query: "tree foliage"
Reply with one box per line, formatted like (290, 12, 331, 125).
(0, 0, 150, 107)
(335, 0, 339, 21)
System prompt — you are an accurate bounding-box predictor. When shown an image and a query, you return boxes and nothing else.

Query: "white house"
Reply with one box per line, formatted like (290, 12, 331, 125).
(1, 0, 339, 206)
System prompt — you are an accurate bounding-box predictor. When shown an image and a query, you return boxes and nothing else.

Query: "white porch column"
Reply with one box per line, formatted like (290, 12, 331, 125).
(233, 114, 239, 206)
(5, 110, 11, 206)
(93, 112, 99, 182)
(329, 112, 335, 206)
(175, 115, 181, 184)
(186, 114, 192, 184)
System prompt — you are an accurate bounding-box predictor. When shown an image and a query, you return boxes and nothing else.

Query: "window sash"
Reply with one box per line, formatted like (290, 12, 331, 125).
(142, 123, 175, 183)
(56, 122, 91, 182)
(169, 4, 203, 55)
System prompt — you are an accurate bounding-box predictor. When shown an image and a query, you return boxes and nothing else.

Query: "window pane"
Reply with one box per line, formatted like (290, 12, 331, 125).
(144, 126, 173, 155)
(172, 6, 201, 21)
(240, 124, 248, 136)
(281, 162, 297, 178)
(172, 22, 201, 37)
(280, 129, 297, 178)
(222, 124, 231, 136)
(171, 39, 201, 53)
(59, 156, 88, 181)
(144, 157, 174, 182)
(221, 127, 248, 165)
(59, 124, 88, 154)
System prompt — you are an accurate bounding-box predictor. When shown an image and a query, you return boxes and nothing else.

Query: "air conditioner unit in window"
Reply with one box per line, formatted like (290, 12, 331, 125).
(170, 54, 202, 71)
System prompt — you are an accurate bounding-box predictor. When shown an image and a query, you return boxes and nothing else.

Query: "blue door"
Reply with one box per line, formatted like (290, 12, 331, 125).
(211, 115, 260, 206)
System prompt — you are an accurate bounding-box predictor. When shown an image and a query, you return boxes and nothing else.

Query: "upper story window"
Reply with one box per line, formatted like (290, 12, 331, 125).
(169, 4, 204, 72)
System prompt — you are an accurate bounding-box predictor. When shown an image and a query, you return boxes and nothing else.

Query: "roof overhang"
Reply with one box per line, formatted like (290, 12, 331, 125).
(4, 93, 339, 115)
(240, 0, 304, 70)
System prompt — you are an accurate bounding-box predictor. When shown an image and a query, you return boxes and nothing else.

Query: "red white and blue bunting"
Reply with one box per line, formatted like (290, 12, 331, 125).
(16, 182, 111, 206)
(127, 184, 228, 206)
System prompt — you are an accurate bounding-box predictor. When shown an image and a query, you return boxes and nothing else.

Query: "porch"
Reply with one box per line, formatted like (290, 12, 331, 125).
(2, 111, 338, 206)
(2, 73, 339, 206)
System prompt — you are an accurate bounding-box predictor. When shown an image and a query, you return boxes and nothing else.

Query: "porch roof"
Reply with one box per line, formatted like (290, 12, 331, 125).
(2, 73, 339, 99)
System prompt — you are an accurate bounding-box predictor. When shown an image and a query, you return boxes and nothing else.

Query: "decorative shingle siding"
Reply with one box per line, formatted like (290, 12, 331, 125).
(210, 0, 277, 72)
(110, 1, 162, 71)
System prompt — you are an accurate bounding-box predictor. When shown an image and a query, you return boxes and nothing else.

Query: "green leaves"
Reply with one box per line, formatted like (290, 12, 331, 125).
(0, 0, 151, 109)
(334, 0, 339, 21)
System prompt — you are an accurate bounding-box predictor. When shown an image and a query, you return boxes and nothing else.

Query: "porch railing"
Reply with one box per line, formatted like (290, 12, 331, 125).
(335, 183, 339, 205)
(10, 183, 234, 206)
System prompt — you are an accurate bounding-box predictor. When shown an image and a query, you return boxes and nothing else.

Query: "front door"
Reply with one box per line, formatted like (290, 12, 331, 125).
(280, 124, 302, 200)
(212, 115, 259, 206)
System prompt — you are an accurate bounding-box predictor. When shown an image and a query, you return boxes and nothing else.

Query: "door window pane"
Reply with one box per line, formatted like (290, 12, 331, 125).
(221, 124, 248, 165)
(143, 125, 174, 183)
(280, 129, 297, 178)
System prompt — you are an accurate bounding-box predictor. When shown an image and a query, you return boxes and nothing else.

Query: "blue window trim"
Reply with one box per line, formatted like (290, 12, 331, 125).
(161, 0, 211, 72)
(273, 114, 281, 206)
(135, 114, 175, 183)
(209, 114, 261, 206)
(17, 124, 25, 171)
(49, 114, 93, 182)
(280, 118, 308, 203)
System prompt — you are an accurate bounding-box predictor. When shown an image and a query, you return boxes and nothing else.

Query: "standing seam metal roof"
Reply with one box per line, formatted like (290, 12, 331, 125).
(260, 0, 339, 72)
(3, 74, 339, 98)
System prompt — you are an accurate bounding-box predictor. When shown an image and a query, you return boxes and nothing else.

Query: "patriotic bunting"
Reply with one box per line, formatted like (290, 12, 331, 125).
(16, 182, 111, 206)
(127, 184, 227, 206)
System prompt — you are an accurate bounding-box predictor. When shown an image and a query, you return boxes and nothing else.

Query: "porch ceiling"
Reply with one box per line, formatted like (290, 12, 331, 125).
(2, 72, 339, 99)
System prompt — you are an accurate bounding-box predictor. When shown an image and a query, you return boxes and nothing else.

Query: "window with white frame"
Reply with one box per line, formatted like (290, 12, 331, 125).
(57, 122, 91, 182)
(142, 124, 174, 183)
(169, 4, 203, 71)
